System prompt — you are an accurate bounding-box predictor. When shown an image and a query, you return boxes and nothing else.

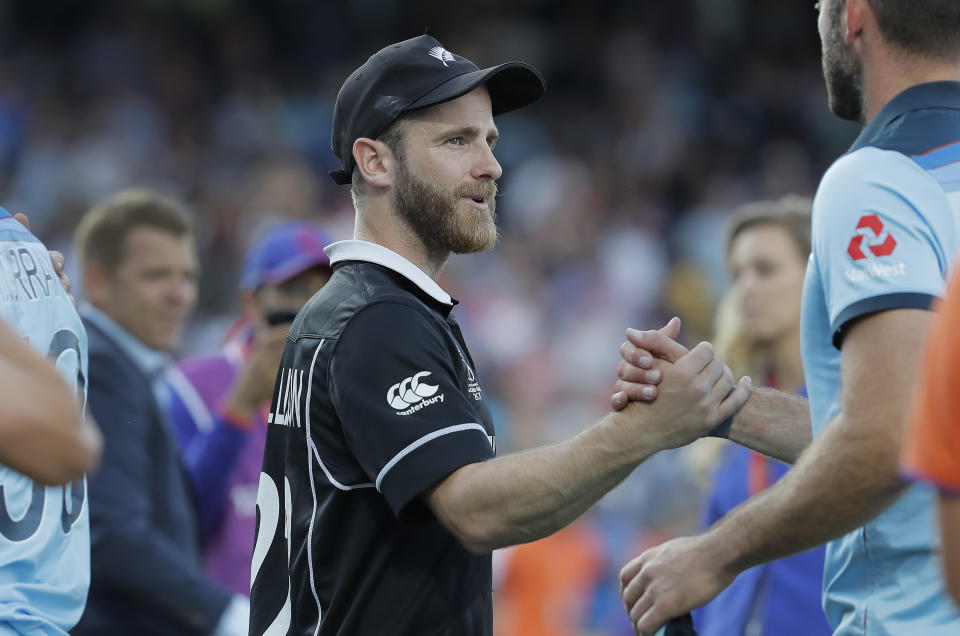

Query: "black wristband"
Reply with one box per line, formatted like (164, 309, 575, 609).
(707, 416, 734, 439)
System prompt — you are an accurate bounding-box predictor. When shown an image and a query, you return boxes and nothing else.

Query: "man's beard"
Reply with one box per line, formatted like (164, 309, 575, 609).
(821, 0, 864, 123)
(394, 158, 499, 255)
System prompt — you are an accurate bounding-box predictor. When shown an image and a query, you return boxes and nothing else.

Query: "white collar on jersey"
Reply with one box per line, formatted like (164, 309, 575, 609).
(325, 240, 454, 306)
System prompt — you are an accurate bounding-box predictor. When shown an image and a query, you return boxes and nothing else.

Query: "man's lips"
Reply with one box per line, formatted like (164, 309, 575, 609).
(462, 195, 489, 209)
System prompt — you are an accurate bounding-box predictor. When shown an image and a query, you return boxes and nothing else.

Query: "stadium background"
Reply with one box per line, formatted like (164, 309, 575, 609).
(0, 1, 857, 633)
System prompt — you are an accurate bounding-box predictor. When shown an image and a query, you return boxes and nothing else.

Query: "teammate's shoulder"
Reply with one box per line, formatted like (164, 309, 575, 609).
(818, 146, 929, 204)
(295, 265, 433, 339)
(0, 211, 41, 243)
(826, 145, 914, 178)
(331, 300, 447, 362)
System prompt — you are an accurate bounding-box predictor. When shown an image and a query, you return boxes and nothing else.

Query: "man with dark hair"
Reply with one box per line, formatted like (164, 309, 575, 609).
(865, 0, 960, 62)
(249, 35, 751, 636)
(617, 0, 960, 633)
(72, 189, 247, 636)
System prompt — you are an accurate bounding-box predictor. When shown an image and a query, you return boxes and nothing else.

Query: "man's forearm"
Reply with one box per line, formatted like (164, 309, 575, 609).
(0, 320, 101, 483)
(730, 387, 811, 464)
(427, 411, 656, 553)
(709, 412, 907, 576)
(429, 340, 752, 554)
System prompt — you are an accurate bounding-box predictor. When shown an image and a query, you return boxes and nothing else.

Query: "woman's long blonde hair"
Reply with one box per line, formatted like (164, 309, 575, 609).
(713, 195, 812, 381)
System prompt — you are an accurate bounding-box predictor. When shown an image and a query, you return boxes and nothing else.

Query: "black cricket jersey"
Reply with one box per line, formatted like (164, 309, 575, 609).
(250, 240, 497, 636)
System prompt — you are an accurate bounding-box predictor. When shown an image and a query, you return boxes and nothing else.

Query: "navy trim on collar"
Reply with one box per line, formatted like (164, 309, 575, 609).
(850, 81, 960, 153)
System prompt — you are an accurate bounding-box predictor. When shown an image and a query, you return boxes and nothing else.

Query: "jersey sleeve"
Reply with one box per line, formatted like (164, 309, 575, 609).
(901, 264, 960, 494)
(812, 147, 952, 348)
(329, 301, 494, 518)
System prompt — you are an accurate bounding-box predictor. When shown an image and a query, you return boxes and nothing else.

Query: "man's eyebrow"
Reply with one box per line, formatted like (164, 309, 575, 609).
(435, 126, 500, 142)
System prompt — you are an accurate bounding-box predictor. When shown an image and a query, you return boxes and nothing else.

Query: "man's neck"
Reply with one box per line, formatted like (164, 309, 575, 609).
(862, 46, 960, 124)
(354, 203, 450, 282)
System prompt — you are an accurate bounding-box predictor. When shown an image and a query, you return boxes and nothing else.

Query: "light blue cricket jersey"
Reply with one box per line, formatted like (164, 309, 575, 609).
(0, 207, 90, 635)
(802, 82, 960, 635)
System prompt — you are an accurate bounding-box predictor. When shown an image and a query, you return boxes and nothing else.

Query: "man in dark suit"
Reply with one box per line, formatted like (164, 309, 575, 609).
(72, 189, 247, 636)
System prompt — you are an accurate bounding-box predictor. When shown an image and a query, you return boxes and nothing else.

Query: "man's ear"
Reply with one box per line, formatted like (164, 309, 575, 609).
(845, 0, 866, 44)
(353, 138, 395, 189)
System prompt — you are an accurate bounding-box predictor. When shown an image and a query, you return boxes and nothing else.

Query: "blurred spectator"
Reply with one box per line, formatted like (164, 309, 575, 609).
(494, 520, 604, 636)
(691, 196, 830, 636)
(73, 189, 246, 636)
(165, 221, 332, 595)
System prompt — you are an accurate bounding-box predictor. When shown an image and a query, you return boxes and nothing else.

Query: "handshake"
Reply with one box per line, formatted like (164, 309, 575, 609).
(606, 316, 752, 454)
(606, 317, 761, 636)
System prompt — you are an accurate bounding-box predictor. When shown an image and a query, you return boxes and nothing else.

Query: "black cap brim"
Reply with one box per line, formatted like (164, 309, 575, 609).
(329, 60, 545, 186)
(406, 61, 545, 117)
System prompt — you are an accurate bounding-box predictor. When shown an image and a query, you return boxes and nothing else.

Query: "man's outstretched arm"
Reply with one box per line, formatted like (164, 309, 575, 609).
(613, 325, 811, 464)
(426, 342, 751, 554)
(619, 307, 928, 634)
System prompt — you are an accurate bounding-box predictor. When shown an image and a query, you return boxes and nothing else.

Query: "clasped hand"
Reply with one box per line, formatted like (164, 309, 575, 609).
(609, 317, 752, 635)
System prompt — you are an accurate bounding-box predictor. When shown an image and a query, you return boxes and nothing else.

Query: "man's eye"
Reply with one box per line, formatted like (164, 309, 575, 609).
(446, 137, 463, 146)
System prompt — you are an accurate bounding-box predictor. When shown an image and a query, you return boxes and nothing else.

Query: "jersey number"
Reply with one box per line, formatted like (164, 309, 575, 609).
(0, 329, 86, 541)
(250, 472, 293, 636)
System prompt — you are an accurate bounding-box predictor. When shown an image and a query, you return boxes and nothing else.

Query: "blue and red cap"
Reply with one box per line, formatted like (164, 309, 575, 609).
(240, 222, 333, 292)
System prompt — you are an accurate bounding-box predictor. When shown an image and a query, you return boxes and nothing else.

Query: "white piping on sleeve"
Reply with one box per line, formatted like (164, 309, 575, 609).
(375, 423, 486, 491)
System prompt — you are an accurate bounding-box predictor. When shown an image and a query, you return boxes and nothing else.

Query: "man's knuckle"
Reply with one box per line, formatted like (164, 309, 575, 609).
(691, 378, 709, 396)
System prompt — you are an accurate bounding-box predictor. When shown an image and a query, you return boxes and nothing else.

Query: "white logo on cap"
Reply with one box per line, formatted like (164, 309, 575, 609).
(428, 46, 455, 67)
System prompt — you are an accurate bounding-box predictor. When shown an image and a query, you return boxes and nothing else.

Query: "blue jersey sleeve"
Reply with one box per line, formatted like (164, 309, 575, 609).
(812, 147, 953, 347)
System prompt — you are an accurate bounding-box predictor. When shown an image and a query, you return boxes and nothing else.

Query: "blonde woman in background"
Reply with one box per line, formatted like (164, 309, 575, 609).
(692, 196, 831, 636)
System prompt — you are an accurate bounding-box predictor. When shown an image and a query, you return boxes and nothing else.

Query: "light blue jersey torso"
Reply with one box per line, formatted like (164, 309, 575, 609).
(801, 82, 960, 635)
(0, 208, 90, 635)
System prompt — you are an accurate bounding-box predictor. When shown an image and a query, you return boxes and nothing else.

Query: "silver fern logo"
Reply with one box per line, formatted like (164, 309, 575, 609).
(428, 46, 455, 67)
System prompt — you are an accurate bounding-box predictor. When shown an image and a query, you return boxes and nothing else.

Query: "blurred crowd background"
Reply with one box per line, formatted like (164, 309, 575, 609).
(0, 1, 858, 634)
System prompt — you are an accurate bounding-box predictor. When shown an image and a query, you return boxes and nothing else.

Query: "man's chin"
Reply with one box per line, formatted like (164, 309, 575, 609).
(452, 240, 497, 255)
(827, 91, 863, 124)
(146, 330, 182, 352)
(446, 226, 498, 254)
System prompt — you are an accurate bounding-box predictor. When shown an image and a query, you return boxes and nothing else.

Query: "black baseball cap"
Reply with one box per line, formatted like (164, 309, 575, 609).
(329, 35, 545, 185)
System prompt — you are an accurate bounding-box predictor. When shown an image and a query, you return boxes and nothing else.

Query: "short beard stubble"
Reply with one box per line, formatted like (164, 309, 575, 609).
(821, 0, 865, 124)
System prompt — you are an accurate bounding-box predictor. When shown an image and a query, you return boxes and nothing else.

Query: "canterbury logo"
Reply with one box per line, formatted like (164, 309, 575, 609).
(387, 371, 440, 409)
(428, 46, 455, 67)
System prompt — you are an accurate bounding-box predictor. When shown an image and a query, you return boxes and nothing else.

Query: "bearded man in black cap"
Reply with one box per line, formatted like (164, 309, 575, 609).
(248, 35, 750, 636)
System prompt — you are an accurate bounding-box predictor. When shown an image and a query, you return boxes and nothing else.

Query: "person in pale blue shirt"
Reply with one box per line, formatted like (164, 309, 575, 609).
(617, 0, 960, 634)
(0, 206, 100, 635)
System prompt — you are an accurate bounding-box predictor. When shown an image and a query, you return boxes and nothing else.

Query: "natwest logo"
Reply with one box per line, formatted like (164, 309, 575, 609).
(847, 214, 897, 261)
